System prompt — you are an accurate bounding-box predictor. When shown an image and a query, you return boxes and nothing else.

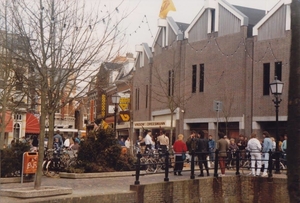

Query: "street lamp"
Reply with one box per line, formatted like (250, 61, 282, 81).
(269, 76, 284, 174)
(111, 93, 120, 138)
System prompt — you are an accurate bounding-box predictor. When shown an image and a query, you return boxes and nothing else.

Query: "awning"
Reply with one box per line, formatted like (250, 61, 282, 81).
(25, 113, 40, 134)
(0, 111, 13, 132)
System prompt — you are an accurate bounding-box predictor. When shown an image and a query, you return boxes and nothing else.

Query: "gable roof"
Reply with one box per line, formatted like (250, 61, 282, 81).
(185, 0, 249, 38)
(253, 0, 291, 36)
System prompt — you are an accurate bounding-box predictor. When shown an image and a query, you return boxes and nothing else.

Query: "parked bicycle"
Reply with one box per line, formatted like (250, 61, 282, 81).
(42, 148, 71, 176)
(140, 149, 165, 173)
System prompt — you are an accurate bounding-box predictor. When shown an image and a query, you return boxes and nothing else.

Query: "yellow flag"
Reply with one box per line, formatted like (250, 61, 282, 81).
(159, 0, 176, 19)
(101, 120, 109, 130)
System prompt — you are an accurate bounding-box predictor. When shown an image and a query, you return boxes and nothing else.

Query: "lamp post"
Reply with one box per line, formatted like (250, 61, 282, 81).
(111, 93, 120, 139)
(269, 76, 284, 174)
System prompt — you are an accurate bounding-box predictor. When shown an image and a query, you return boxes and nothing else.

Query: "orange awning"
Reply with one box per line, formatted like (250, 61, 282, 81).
(25, 113, 40, 134)
(1, 111, 13, 132)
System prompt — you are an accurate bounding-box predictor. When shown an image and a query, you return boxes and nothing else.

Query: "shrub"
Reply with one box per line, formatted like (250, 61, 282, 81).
(1, 141, 31, 177)
(70, 127, 135, 173)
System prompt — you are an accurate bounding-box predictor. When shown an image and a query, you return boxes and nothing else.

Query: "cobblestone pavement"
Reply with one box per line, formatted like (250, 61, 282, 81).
(0, 167, 287, 203)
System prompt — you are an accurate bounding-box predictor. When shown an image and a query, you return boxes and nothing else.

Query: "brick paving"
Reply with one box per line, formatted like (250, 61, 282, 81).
(0, 167, 287, 203)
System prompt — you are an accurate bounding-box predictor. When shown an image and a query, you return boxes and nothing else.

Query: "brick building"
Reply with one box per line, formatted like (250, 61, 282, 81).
(132, 0, 291, 143)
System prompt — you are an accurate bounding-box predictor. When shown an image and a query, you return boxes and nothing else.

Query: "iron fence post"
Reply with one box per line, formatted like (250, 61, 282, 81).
(134, 152, 142, 185)
(164, 151, 169, 181)
(214, 149, 219, 177)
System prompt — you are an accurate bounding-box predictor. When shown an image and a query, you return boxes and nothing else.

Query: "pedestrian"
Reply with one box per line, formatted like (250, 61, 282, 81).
(217, 132, 229, 176)
(71, 138, 80, 150)
(157, 130, 169, 154)
(125, 137, 131, 149)
(281, 134, 287, 153)
(246, 132, 262, 176)
(173, 134, 187, 176)
(31, 135, 39, 152)
(54, 130, 64, 148)
(281, 134, 287, 165)
(208, 135, 215, 165)
(64, 135, 72, 148)
(144, 130, 152, 153)
(119, 138, 125, 146)
(186, 130, 198, 154)
(237, 134, 247, 162)
(271, 137, 276, 152)
(228, 138, 238, 169)
(261, 131, 273, 177)
(197, 130, 210, 177)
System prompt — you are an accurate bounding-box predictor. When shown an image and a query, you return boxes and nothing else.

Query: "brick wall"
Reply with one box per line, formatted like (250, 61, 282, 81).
(130, 176, 289, 203)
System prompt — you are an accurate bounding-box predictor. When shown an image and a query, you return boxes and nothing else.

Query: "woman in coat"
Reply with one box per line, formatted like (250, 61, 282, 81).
(173, 134, 187, 176)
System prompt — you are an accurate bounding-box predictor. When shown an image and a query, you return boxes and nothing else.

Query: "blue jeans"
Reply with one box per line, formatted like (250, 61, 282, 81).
(262, 152, 269, 172)
(209, 148, 215, 162)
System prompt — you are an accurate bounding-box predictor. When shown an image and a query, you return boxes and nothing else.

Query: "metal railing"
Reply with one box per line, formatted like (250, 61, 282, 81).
(133, 149, 287, 185)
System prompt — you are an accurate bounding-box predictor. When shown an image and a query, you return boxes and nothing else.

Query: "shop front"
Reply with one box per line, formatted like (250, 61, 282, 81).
(133, 120, 176, 144)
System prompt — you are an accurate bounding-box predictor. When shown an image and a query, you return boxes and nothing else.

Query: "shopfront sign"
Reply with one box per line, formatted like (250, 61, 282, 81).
(133, 121, 175, 129)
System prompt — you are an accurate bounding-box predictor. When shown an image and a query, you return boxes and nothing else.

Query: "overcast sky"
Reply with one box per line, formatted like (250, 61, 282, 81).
(98, 0, 280, 55)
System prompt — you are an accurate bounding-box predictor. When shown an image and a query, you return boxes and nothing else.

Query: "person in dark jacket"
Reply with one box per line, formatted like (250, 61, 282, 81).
(217, 132, 229, 176)
(197, 131, 210, 176)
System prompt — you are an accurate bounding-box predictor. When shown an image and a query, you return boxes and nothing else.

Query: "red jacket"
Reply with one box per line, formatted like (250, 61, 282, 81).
(173, 140, 187, 154)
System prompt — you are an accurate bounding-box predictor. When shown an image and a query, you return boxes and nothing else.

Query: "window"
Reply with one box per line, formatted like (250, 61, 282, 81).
(199, 64, 204, 92)
(168, 70, 174, 96)
(14, 114, 22, 121)
(145, 85, 148, 108)
(275, 61, 282, 81)
(192, 65, 197, 93)
(135, 88, 139, 110)
(211, 9, 215, 32)
(263, 63, 270, 95)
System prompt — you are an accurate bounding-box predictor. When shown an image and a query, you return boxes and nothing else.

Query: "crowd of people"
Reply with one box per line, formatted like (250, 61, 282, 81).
(132, 129, 288, 177)
(3, 130, 82, 153)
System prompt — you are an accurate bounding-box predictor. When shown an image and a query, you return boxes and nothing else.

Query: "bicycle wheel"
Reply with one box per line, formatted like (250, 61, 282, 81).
(145, 158, 157, 173)
(155, 158, 164, 173)
(241, 161, 252, 175)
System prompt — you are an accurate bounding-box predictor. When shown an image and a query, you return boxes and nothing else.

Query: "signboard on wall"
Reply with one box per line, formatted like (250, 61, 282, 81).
(133, 120, 175, 129)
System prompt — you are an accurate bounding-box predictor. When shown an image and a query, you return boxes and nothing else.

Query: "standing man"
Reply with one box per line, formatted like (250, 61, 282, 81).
(144, 130, 152, 153)
(157, 130, 169, 154)
(208, 135, 215, 166)
(261, 131, 273, 177)
(246, 132, 262, 176)
(217, 132, 229, 176)
(197, 131, 210, 176)
(186, 130, 198, 153)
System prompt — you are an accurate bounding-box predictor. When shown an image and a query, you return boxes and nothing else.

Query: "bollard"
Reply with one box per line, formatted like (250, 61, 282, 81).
(214, 150, 219, 177)
(190, 150, 195, 179)
(134, 152, 142, 185)
(235, 150, 240, 175)
(268, 150, 273, 178)
(164, 151, 169, 181)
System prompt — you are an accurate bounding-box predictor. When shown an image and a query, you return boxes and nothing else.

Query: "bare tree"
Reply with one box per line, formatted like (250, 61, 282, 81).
(150, 46, 192, 149)
(1, 0, 131, 189)
(287, 0, 300, 202)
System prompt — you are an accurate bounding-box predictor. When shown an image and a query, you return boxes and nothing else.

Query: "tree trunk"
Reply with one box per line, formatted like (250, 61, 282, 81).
(34, 84, 47, 189)
(287, 1, 300, 202)
(47, 112, 55, 149)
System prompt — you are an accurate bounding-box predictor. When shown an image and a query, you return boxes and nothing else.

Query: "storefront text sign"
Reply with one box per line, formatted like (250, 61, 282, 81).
(134, 121, 168, 129)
